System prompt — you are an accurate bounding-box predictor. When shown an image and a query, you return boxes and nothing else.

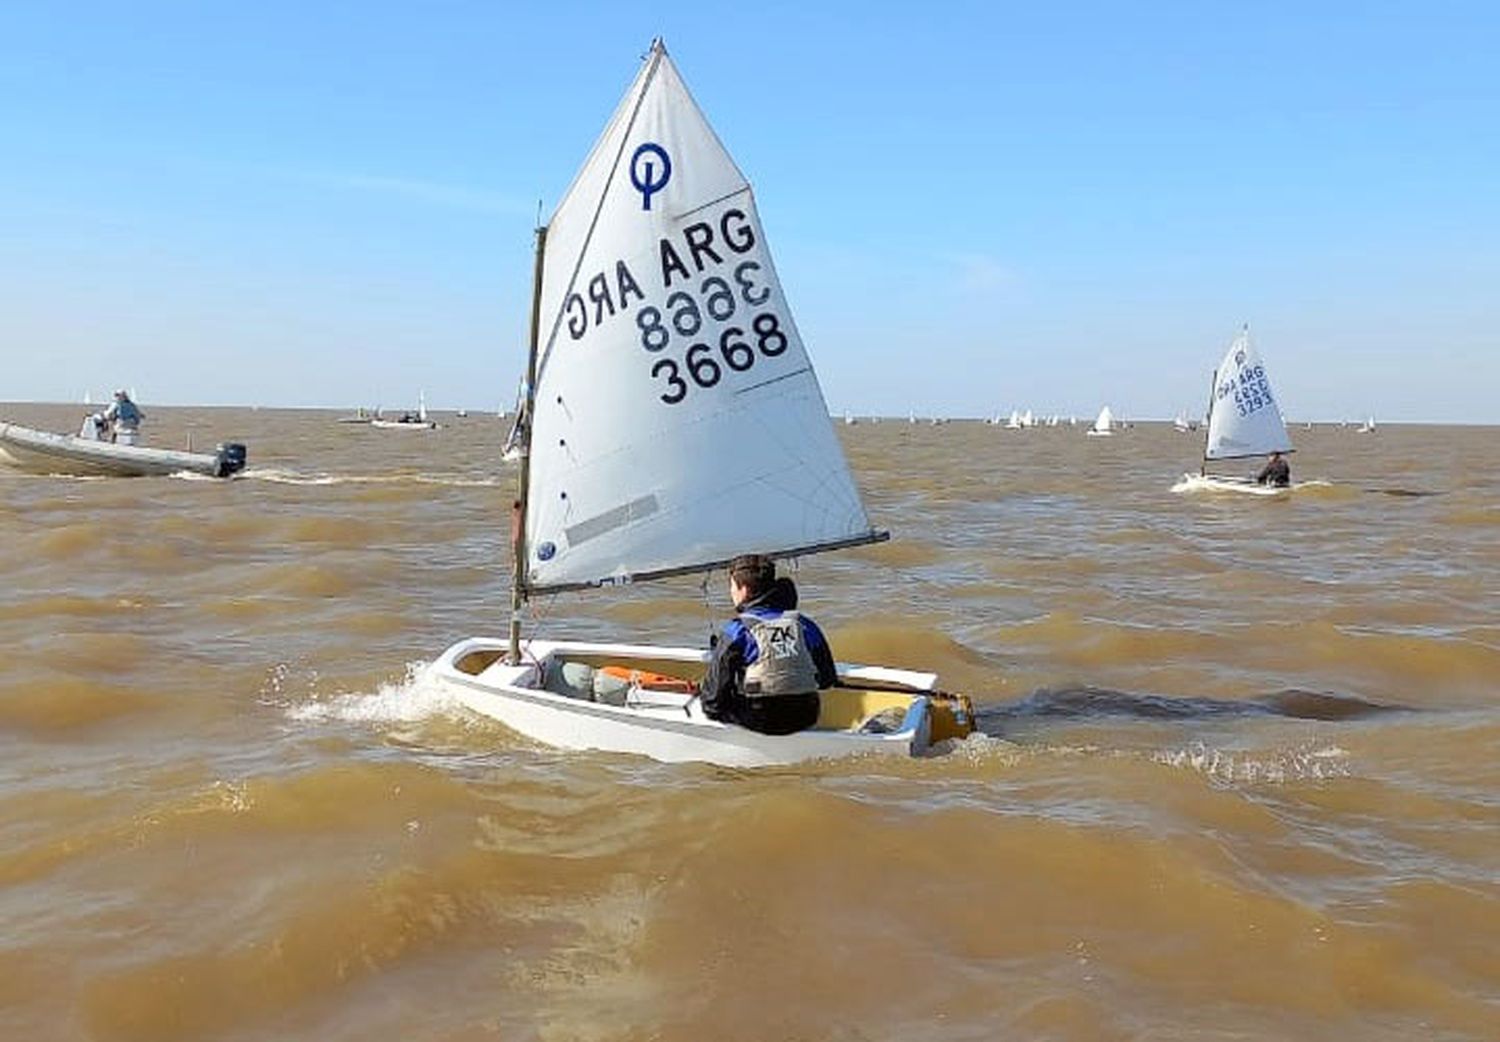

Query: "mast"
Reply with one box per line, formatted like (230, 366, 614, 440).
(509, 222, 549, 665)
(1200, 367, 1215, 476)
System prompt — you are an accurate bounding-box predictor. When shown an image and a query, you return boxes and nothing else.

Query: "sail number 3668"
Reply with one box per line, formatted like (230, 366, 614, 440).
(635, 261, 789, 405)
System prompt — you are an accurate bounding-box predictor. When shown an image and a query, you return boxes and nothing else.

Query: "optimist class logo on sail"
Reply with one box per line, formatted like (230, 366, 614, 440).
(630, 143, 672, 210)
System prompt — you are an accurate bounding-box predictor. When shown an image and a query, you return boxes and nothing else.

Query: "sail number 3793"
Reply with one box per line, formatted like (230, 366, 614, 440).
(635, 261, 789, 405)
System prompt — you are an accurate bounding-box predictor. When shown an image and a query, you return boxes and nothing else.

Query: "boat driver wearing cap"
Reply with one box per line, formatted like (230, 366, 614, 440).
(700, 554, 838, 735)
(102, 389, 145, 444)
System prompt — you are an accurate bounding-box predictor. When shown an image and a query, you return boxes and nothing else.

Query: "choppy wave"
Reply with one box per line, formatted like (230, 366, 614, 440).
(0, 676, 164, 733)
(242, 468, 504, 488)
(983, 685, 1403, 722)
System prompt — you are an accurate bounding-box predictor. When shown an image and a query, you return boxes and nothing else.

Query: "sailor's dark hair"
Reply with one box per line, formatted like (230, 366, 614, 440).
(728, 554, 775, 597)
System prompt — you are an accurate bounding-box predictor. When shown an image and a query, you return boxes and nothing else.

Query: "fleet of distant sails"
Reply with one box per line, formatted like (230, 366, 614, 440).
(332, 401, 1375, 435)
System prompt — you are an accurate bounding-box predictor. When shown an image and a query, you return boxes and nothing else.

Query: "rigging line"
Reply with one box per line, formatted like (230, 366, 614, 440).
(699, 569, 720, 650)
(534, 49, 665, 387)
(735, 366, 812, 396)
(520, 591, 561, 663)
(677, 184, 752, 219)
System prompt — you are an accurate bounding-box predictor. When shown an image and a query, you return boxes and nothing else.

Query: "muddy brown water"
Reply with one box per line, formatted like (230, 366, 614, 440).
(2, 402, 1497, 1040)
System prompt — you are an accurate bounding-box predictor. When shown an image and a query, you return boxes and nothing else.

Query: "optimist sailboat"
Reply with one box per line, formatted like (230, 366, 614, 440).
(1173, 325, 1295, 496)
(428, 41, 973, 767)
(1085, 405, 1115, 436)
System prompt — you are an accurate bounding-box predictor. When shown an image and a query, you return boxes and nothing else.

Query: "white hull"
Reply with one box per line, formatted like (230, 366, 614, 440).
(1172, 473, 1293, 497)
(0, 422, 244, 478)
(370, 419, 439, 430)
(428, 637, 967, 767)
(1085, 429, 1113, 437)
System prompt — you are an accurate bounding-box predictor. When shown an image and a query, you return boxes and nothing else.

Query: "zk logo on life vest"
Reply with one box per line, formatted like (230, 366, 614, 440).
(630, 143, 671, 211)
(764, 626, 799, 659)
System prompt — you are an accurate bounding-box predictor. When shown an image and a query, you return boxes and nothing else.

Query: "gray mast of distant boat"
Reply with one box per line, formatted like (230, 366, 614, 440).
(1200, 367, 1216, 477)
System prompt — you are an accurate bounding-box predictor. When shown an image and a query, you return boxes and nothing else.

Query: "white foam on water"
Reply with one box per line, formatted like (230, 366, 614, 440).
(285, 661, 461, 724)
(1151, 741, 1350, 784)
(1171, 473, 1335, 496)
(242, 468, 502, 488)
(241, 468, 341, 485)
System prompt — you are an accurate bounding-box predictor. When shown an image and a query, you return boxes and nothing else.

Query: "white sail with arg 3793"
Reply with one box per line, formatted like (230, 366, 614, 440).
(1173, 325, 1296, 495)
(427, 40, 973, 766)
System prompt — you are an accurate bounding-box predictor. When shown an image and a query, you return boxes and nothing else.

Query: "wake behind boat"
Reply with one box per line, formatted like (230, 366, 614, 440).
(0, 420, 247, 478)
(425, 40, 974, 766)
(1170, 472, 1292, 497)
(1174, 325, 1299, 496)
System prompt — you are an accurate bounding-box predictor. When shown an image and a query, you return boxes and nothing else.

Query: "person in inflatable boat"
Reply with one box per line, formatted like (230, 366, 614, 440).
(700, 554, 838, 735)
(103, 389, 145, 444)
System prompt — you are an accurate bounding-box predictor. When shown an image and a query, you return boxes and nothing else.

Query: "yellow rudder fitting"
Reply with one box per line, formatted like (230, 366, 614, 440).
(928, 692, 976, 742)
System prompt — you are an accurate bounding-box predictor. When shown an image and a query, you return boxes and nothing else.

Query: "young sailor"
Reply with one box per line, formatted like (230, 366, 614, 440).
(700, 554, 838, 736)
(1255, 450, 1291, 488)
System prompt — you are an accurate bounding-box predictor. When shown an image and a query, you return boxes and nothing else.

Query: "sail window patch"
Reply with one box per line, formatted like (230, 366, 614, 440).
(565, 494, 660, 548)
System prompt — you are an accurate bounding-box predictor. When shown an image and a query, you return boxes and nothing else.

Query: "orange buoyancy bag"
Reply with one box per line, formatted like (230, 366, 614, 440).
(598, 665, 698, 694)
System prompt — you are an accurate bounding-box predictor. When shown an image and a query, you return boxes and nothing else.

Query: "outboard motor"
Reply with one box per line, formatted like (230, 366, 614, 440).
(213, 442, 248, 478)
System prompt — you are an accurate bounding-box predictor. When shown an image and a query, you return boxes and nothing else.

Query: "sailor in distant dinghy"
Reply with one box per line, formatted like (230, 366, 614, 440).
(701, 555, 838, 736)
(1255, 451, 1291, 488)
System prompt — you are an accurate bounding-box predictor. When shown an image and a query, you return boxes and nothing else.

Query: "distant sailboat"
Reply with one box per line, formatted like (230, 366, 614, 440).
(1085, 405, 1115, 437)
(1356, 416, 1376, 434)
(371, 391, 440, 430)
(1174, 325, 1295, 495)
(1004, 409, 1021, 429)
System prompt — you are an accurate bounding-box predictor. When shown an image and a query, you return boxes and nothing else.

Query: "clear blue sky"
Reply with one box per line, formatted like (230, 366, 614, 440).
(3, 1, 1496, 421)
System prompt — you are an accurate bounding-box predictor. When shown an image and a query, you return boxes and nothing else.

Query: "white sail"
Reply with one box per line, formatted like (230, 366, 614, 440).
(1203, 327, 1292, 460)
(1090, 406, 1114, 433)
(522, 42, 878, 592)
(418, 391, 428, 423)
